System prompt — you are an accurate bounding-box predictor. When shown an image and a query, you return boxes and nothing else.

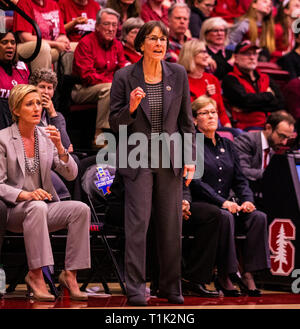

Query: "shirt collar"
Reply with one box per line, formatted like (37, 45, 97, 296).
(261, 131, 270, 151)
(207, 45, 226, 57)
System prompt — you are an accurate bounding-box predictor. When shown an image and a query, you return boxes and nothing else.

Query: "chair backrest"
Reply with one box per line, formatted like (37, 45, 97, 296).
(217, 130, 234, 142)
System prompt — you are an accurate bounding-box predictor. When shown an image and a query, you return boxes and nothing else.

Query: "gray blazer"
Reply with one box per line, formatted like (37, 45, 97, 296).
(233, 131, 264, 181)
(109, 59, 195, 180)
(0, 123, 78, 205)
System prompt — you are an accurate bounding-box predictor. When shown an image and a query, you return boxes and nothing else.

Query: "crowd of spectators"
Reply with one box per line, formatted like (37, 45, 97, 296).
(0, 0, 300, 301)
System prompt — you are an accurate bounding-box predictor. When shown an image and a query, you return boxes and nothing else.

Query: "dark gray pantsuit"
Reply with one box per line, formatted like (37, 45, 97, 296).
(217, 209, 270, 275)
(123, 167, 182, 298)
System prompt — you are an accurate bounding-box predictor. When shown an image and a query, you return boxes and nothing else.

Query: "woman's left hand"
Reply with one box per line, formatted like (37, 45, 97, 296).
(45, 125, 63, 150)
(183, 164, 195, 186)
(240, 201, 256, 213)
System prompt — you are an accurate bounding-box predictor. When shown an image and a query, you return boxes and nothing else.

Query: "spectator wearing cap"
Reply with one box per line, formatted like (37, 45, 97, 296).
(222, 40, 285, 130)
(165, 2, 191, 63)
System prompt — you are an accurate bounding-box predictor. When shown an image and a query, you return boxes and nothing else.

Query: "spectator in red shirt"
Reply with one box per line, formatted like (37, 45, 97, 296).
(72, 8, 127, 146)
(13, 0, 71, 72)
(58, 0, 100, 43)
(141, 0, 169, 27)
(272, 0, 300, 62)
(121, 17, 144, 64)
(211, 0, 245, 25)
(165, 2, 191, 63)
(178, 39, 232, 128)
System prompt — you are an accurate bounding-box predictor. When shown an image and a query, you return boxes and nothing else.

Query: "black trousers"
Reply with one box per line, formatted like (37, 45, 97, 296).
(182, 202, 221, 284)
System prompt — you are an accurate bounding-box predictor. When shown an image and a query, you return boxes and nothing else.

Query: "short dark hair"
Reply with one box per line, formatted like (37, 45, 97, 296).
(265, 110, 296, 130)
(134, 20, 169, 54)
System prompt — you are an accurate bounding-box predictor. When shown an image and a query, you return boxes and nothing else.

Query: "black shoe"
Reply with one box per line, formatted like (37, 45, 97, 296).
(214, 278, 241, 297)
(230, 273, 262, 297)
(127, 295, 148, 306)
(157, 291, 184, 304)
(182, 279, 219, 298)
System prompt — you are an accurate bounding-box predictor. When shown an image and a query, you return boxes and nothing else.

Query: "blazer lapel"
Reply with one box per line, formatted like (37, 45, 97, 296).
(11, 123, 25, 178)
(161, 61, 176, 121)
(130, 59, 151, 124)
(37, 128, 49, 186)
(255, 131, 263, 166)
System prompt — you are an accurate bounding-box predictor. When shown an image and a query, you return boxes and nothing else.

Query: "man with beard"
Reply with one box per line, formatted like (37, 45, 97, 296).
(234, 110, 295, 200)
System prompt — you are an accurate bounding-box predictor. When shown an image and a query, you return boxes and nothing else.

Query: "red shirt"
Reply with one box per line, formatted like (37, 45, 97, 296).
(72, 32, 128, 86)
(58, 0, 100, 42)
(212, 0, 245, 24)
(123, 45, 142, 64)
(188, 73, 231, 126)
(13, 0, 66, 40)
(271, 24, 294, 63)
(141, 1, 169, 27)
(0, 61, 30, 99)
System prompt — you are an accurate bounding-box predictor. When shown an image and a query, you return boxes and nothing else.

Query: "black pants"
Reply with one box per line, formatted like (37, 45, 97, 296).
(182, 202, 221, 284)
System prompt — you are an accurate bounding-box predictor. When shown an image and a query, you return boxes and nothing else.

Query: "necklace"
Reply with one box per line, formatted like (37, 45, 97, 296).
(17, 125, 40, 175)
(144, 74, 159, 83)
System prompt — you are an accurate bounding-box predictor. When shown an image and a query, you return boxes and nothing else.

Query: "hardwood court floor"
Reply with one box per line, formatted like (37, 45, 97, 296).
(1, 283, 300, 309)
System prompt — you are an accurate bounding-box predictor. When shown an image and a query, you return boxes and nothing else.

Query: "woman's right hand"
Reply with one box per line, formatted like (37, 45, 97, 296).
(222, 200, 241, 214)
(129, 87, 146, 114)
(17, 189, 52, 202)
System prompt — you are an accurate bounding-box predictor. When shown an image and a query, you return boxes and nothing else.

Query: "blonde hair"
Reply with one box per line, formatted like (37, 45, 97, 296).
(199, 17, 229, 46)
(240, 0, 275, 53)
(191, 95, 217, 118)
(178, 39, 207, 73)
(8, 84, 39, 122)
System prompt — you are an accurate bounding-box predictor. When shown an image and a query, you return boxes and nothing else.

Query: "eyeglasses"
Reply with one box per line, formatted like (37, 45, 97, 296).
(197, 110, 218, 116)
(274, 130, 290, 141)
(145, 36, 168, 43)
(207, 28, 226, 34)
(197, 50, 208, 55)
(101, 22, 118, 28)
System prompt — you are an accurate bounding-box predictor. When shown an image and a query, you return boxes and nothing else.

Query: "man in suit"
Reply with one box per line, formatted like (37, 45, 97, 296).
(234, 111, 295, 197)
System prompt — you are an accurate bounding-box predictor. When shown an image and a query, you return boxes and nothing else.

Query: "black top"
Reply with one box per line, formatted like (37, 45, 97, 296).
(189, 6, 206, 38)
(277, 50, 300, 80)
(189, 131, 254, 206)
(206, 46, 233, 81)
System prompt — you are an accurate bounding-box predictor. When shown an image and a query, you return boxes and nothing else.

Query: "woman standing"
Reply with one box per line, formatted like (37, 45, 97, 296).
(0, 84, 91, 301)
(110, 21, 195, 306)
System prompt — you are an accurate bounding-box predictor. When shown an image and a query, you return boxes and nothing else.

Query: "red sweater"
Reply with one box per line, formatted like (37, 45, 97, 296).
(141, 1, 169, 27)
(123, 45, 142, 64)
(58, 0, 100, 42)
(188, 73, 231, 126)
(13, 0, 66, 40)
(72, 32, 127, 86)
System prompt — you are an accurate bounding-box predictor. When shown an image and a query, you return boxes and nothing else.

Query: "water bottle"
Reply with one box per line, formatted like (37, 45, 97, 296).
(0, 264, 6, 296)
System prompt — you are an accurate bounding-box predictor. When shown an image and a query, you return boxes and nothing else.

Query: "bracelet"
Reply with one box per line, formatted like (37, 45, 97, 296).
(58, 149, 69, 158)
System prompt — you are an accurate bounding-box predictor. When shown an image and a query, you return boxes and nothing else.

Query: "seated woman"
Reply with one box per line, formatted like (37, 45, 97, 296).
(190, 95, 270, 296)
(178, 39, 238, 133)
(0, 31, 30, 129)
(228, 0, 275, 62)
(29, 68, 73, 152)
(13, 0, 71, 72)
(121, 17, 144, 64)
(0, 84, 91, 301)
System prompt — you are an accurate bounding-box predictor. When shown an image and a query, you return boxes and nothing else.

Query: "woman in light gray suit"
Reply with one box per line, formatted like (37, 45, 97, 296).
(0, 84, 91, 301)
(110, 21, 195, 306)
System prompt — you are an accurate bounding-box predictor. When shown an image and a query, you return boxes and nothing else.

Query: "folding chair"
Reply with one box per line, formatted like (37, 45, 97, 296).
(79, 156, 126, 295)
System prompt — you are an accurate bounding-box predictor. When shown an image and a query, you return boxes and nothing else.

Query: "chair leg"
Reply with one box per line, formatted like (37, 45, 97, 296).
(100, 232, 126, 295)
(42, 266, 59, 298)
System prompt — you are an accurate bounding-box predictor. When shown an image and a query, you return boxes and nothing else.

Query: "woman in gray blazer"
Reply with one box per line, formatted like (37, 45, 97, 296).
(0, 84, 91, 301)
(110, 21, 195, 306)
